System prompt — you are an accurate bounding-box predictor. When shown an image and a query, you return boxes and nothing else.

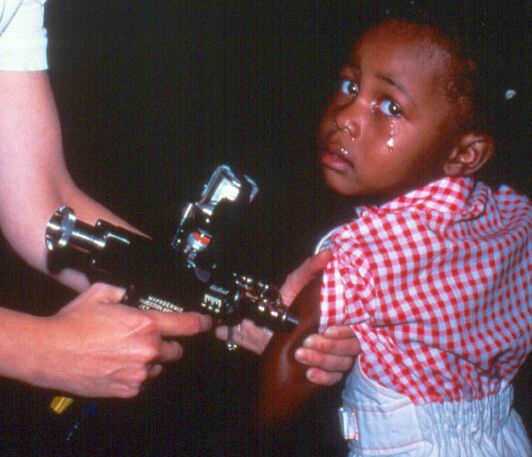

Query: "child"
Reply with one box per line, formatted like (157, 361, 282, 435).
(314, 9, 531, 457)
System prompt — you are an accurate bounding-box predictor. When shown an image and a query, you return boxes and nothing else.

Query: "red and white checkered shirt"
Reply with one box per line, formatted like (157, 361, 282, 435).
(319, 177, 531, 404)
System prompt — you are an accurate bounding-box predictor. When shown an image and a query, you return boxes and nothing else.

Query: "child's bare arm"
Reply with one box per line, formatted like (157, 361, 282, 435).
(253, 251, 359, 427)
(257, 275, 323, 427)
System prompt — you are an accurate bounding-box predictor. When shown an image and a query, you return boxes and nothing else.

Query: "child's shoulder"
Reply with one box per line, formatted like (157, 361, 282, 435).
(329, 178, 530, 257)
(491, 183, 531, 209)
(486, 182, 532, 232)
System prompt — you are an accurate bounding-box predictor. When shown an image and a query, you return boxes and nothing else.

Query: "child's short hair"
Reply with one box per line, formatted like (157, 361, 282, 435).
(349, 0, 527, 189)
(376, 3, 521, 132)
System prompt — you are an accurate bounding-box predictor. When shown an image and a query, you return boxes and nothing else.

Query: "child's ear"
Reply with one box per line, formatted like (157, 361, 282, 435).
(444, 132, 495, 177)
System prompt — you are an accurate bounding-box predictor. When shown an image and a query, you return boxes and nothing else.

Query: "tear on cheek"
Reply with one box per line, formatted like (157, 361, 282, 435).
(386, 120, 395, 152)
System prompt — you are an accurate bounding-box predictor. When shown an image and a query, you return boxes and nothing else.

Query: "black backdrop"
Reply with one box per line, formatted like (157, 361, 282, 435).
(0, 1, 529, 456)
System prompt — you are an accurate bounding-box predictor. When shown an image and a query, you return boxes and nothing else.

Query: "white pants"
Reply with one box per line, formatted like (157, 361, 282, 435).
(339, 360, 531, 456)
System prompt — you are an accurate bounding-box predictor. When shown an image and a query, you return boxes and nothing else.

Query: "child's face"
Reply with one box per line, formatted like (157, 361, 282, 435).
(318, 22, 461, 199)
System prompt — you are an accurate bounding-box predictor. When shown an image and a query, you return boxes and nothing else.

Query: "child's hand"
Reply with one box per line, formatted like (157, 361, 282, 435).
(295, 325, 359, 385)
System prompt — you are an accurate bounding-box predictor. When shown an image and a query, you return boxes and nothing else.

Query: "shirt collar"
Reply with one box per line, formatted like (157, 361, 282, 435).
(355, 177, 476, 217)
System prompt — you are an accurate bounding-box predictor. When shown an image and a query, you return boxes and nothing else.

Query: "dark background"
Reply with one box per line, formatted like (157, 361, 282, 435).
(0, 1, 529, 456)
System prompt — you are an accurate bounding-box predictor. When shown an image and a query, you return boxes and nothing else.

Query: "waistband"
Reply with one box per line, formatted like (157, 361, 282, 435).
(338, 360, 527, 456)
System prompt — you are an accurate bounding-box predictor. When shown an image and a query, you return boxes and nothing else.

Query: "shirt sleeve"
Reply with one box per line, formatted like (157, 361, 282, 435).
(0, 0, 47, 71)
(319, 235, 373, 332)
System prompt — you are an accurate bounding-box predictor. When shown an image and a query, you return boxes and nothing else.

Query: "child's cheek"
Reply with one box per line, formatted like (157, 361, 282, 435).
(318, 111, 340, 145)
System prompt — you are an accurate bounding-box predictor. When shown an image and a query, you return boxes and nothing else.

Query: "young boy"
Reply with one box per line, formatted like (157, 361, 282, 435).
(315, 13, 531, 457)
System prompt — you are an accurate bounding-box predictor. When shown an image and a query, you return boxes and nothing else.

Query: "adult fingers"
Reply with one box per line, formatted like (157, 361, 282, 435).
(146, 341, 183, 379)
(215, 320, 272, 355)
(302, 331, 360, 357)
(150, 311, 212, 337)
(305, 368, 343, 386)
(295, 347, 354, 372)
(280, 250, 332, 305)
(215, 325, 229, 340)
(157, 340, 184, 363)
(323, 325, 356, 339)
(148, 364, 163, 378)
(91, 283, 127, 303)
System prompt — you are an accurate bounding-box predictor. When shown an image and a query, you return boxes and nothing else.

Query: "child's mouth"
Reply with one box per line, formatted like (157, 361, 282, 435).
(320, 149, 352, 171)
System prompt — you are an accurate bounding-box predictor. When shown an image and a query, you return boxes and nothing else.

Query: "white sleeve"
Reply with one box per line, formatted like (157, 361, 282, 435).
(0, 0, 47, 71)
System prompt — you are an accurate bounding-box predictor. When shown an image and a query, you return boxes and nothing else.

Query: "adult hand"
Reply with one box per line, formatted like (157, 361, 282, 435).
(30, 283, 211, 398)
(215, 250, 333, 354)
(294, 325, 359, 385)
(279, 249, 333, 304)
(285, 251, 359, 384)
(217, 250, 359, 385)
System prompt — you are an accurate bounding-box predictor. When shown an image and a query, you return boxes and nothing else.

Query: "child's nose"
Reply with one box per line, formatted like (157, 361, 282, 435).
(333, 103, 361, 140)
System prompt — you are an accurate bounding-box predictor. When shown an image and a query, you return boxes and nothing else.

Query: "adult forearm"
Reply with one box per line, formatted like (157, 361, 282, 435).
(0, 307, 45, 385)
(0, 70, 142, 291)
(0, 284, 210, 397)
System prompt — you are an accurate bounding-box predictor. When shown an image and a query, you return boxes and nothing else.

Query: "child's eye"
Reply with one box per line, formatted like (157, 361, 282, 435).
(340, 79, 359, 97)
(378, 99, 402, 117)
